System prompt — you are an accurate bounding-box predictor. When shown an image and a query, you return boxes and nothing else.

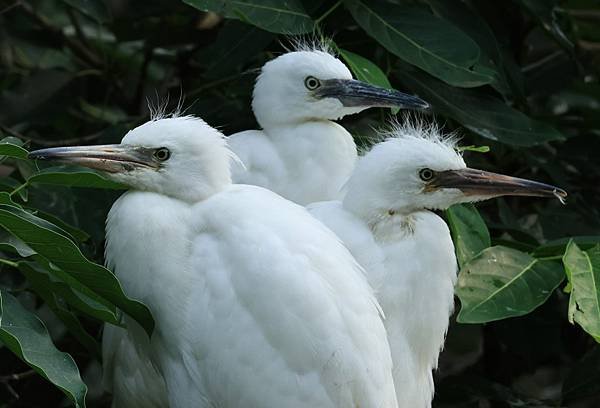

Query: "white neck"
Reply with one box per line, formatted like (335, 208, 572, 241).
(263, 121, 357, 204)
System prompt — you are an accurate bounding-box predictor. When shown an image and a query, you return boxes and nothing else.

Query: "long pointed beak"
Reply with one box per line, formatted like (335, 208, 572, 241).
(314, 79, 429, 109)
(28, 144, 158, 173)
(432, 168, 567, 202)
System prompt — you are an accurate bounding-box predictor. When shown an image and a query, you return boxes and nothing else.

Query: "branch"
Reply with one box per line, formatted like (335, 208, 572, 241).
(0, 369, 36, 382)
(1, 123, 105, 147)
(18, 1, 102, 68)
(567, 9, 600, 22)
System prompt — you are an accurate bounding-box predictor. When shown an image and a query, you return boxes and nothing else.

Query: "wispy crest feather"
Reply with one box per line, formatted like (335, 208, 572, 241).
(147, 91, 187, 121)
(281, 34, 336, 56)
(373, 114, 460, 152)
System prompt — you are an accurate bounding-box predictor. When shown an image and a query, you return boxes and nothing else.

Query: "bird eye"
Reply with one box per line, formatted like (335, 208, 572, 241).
(419, 168, 435, 181)
(153, 147, 171, 162)
(304, 76, 321, 90)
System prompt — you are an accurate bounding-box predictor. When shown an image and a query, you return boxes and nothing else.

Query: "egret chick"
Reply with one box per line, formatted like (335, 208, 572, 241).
(29, 116, 399, 408)
(308, 120, 566, 407)
(229, 47, 428, 205)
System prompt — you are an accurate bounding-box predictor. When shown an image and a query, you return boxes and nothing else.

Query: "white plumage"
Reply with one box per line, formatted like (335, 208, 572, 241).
(308, 120, 565, 407)
(228, 48, 428, 205)
(31, 117, 399, 408)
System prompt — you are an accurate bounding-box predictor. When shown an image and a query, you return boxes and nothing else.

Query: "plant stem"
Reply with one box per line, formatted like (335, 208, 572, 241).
(0, 258, 19, 268)
(10, 182, 28, 198)
(315, 0, 342, 25)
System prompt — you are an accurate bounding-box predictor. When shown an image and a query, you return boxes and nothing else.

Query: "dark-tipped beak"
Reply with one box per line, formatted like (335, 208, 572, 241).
(431, 168, 567, 202)
(314, 79, 429, 110)
(28, 144, 158, 173)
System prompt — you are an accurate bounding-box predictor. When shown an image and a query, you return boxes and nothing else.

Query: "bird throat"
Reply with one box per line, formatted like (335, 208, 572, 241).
(369, 210, 415, 243)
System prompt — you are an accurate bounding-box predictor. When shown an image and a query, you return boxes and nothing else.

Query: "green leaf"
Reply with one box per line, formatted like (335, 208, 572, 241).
(0, 205, 154, 335)
(339, 48, 399, 114)
(446, 204, 491, 267)
(28, 166, 126, 190)
(457, 145, 490, 153)
(0, 290, 87, 407)
(197, 20, 275, 79)
(28, 209, 90, 243)
(0, 138, 29, 160)
(21, 260, 120, 326)
(456, 246, 564, 323)
(183, 0, 314, 34)
(344, 0, 495, 88)
(534, 236, 600, 258)
(19, 262, 101, 356)
(339, 49, 392, 90)
(0, 229, 36, 257)
(425, 0, 517, 98)
(0, 192, 23, 207)
(563, 242, 600, 341)
(395, 65, 565, 146)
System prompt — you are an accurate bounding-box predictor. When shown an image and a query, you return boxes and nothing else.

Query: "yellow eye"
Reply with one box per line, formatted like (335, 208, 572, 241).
(304, 76, 321, 90)
(153, 147, 171, 162)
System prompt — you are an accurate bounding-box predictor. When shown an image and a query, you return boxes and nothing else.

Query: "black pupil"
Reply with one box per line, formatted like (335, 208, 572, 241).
(307, 78, 318, 88)
(156, 149, 169, 160)
(421, 169, 433, 180)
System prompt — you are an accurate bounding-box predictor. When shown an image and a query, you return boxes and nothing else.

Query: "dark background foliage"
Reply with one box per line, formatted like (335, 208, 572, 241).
(0, 0, 599, 407)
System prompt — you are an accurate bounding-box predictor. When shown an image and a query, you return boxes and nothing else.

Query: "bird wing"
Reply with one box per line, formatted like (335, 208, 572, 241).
(102, 323, 167, 408)
(166, 185, 398, 408)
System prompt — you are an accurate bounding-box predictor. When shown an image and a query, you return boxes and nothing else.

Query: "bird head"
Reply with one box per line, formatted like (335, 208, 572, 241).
(252, 50, 428, 128)
(29, 116, 233, 203)
(343, 120, 566, 219)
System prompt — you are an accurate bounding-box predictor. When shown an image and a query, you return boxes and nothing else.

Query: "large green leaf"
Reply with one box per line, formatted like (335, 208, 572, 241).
(28, 166, 126, 190)
(445, 203, 490, 267)
(0, 205, 154, 335)
(425, 0, 517, 98)
(456, 246, 564, 323)
(395, 65, 565, 146)
(0, 290, 87, 407)
(29, 209, 90, 243)
(344, 0, 495, 88)
(197, 20, 275, 79)
(183, 0, 314, 34)
(19, 262, 100, 356)
(21, 260, 120, 325)
(563, 242, 600, 341)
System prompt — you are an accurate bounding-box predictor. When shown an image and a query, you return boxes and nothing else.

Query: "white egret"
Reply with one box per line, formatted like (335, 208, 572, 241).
(307, 120, 566, 407)
(29, 116, 399, 408)
(228, 47, 429, 205)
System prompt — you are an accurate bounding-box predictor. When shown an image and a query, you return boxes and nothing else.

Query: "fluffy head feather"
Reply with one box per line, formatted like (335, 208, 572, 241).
(112, 116, 236, 202)
(343, 117, 467, 218)
(251, 49, 362, 128)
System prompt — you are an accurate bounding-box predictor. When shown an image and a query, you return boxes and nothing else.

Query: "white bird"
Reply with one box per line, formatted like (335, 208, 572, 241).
(307, 120, 566, 407)
(29, 116, 399, 408)
(228, 46, 428, 205)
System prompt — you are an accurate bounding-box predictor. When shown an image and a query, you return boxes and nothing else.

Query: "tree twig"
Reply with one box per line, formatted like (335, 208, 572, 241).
(18, 1, 102, 68)
(0, 369, 36, 382)
(1, 123, 105, 146)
